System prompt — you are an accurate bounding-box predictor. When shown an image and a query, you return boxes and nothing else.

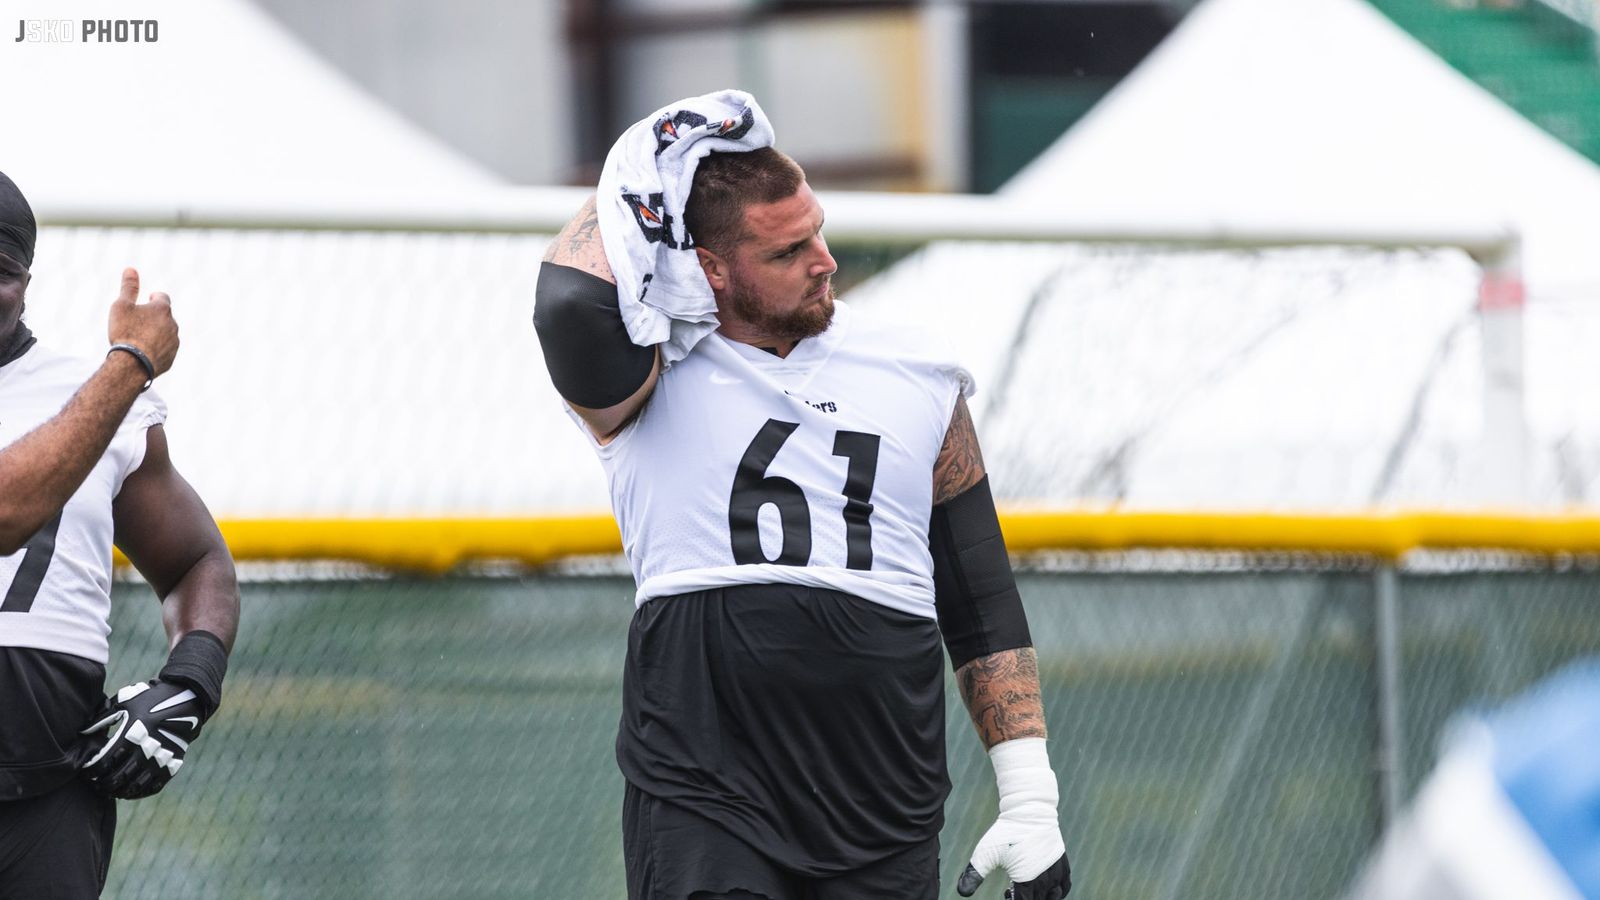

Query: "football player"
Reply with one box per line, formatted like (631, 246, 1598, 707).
(0, 170, 239, 900)
(535, 140, 1072, 898)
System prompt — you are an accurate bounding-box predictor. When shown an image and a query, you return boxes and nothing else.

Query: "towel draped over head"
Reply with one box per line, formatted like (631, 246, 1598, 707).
(596, 89, 776, 370)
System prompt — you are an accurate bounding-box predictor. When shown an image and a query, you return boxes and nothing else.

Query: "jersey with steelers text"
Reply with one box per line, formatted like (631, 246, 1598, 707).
(0, 344, 166, 664)
(576, 300, 973, 620)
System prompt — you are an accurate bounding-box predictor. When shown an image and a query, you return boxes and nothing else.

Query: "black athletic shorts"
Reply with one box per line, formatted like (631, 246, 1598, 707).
(0, 776, 116, 900)
(0, 648, 115, 899)
(0, 648, 105, 801)
(617, 584, 950, 882)
(624, 783, 938, 900)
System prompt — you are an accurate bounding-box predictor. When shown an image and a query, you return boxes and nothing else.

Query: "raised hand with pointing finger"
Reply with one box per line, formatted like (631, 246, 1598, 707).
(106, 267, 178, 385)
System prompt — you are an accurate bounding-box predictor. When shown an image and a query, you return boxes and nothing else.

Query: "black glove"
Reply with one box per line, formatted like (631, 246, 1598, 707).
(959, 851, 1074, 899)
(78, 630, 228, 800)
(78, 678, 207, 799)
(1003, 852, 1072, 900)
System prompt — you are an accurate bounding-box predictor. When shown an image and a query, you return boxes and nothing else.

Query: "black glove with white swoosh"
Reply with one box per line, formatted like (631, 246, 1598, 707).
(78, 631, 228, 800)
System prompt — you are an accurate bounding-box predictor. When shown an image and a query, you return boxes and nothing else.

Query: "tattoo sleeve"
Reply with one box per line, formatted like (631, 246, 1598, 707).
(933, 395, 985, 505)
(957, 647, 1048, 748)
(542, 195, 614, 282)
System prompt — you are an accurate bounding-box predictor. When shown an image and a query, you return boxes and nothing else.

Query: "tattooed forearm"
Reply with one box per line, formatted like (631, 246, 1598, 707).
(957, 647, 1048, 748)
(542, 195, 614, 282)
(933, 395, 985, 504)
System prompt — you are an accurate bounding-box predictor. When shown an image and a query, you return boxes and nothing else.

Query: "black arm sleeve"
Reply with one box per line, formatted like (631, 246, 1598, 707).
(533, 262, 656, 409)
(930, 474, 1033, 671)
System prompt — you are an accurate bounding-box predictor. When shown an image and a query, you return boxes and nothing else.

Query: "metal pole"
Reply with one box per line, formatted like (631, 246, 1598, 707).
(1375, 564, 1405, 828)
(1475, 236, 1528, 506)
(920, 0, 971, 193)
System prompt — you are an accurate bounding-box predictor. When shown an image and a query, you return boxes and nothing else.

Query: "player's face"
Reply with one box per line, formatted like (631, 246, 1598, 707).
(0, 252, 29, 342)
(722, 182, 838, 343)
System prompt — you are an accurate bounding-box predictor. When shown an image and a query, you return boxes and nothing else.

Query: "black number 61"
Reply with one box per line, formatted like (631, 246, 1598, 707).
(728, 419, 881, 570)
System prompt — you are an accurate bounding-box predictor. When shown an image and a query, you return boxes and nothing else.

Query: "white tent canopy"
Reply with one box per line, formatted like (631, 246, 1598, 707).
(849, 0, 1600, 510)
(9, 1, 589, 520)
(1003, 0, 1600, 303)
(2, 0, 496, 200)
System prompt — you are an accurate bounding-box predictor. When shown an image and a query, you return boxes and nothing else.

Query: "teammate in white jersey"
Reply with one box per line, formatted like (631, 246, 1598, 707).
(535, 139, 1072, 898)
(0, 171, 240, 900)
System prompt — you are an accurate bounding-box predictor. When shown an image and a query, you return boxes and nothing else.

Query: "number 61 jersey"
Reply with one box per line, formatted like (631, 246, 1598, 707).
(573, 300, 973, 621)
(0, 345, 166, 664)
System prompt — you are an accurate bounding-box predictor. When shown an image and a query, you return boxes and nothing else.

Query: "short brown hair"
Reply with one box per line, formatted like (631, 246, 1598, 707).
(685, 147, 806, 253)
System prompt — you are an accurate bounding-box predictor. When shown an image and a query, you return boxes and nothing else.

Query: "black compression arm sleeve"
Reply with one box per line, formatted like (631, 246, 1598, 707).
(533, 262, 656, 409)
(930, 475, 1033, 671)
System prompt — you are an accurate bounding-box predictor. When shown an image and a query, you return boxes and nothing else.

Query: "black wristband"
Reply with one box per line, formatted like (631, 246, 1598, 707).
(159, 630, 229, 718)
(107, 343, 155, 392)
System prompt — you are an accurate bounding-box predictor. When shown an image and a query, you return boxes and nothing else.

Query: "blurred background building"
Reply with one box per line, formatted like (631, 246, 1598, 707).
(248, 0, 1193, 191)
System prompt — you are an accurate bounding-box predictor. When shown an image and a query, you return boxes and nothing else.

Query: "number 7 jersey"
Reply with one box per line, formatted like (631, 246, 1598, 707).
(572, 301, 973, 620)
(0, 345, 166, 664)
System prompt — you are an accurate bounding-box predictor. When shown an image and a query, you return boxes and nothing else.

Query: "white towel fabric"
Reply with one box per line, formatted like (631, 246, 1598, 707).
(596, 89, 776, 370)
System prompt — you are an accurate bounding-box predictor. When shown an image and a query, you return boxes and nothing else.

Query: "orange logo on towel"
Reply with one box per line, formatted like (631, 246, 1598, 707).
(652, 107, 756, 156)
(622, 191, 688, 249)
(653, 111, 704, 155)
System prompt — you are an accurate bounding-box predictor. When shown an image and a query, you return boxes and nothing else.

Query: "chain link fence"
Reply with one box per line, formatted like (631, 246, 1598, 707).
(97, 561, 1599, 900)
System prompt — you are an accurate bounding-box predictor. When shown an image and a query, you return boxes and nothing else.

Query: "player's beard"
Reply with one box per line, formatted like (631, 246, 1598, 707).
(727, 276, 836, 344)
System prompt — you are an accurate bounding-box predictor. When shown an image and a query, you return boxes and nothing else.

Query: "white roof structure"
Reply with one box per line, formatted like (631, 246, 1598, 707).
(1004, 0, 1600, 303)
(2, 0, 496, 200)
(849, 0, 1600, 510)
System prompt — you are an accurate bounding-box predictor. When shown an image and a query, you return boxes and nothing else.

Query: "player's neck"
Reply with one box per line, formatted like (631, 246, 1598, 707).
(717, 323, 797, 358)
(0, 321, 34, 368)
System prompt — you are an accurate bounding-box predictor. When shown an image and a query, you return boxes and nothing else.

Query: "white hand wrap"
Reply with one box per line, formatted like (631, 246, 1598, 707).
(969, 737, 1066, 883)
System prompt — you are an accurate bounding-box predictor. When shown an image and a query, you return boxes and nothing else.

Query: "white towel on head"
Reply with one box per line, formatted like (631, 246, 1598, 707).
(596, 89, 776, 370)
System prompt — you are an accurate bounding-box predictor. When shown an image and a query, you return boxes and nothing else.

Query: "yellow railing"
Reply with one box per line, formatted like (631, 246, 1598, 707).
(996, 510, 1600, 559)
(214, 515, 625, 574)
(111, 511, 1600, 574)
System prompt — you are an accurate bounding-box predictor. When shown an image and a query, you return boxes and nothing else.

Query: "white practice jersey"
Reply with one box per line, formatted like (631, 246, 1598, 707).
(0, 345, 166, 664)
(574, 301, 973, 620)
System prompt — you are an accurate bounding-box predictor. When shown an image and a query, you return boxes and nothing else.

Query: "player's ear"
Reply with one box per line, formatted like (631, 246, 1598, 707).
(696, 247, 729, 291)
